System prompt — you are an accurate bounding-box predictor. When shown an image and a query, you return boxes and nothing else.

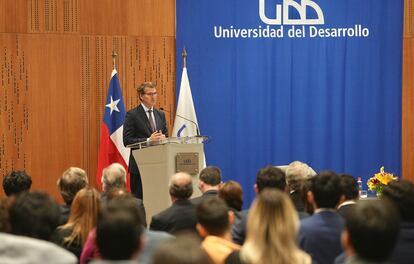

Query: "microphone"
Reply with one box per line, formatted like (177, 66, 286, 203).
(160, 107, 200, 137)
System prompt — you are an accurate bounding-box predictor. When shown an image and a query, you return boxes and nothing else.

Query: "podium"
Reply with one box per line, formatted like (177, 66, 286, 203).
(129, 137, 206, 224)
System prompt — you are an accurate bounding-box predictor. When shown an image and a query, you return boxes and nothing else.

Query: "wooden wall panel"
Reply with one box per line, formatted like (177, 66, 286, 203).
(0, 0, 176, 199)
(402, 0, 414, 182)
(80, 0, 175, 36)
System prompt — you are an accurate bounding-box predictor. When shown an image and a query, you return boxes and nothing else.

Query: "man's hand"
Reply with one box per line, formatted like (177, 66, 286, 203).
(149, 130, 165, 142)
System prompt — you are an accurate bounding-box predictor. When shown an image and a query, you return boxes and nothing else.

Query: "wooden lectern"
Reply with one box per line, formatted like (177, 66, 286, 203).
(130, 137, 206, 225)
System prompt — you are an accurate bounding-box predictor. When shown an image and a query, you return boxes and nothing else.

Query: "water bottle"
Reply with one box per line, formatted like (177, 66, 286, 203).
(357, 177, 363, 193)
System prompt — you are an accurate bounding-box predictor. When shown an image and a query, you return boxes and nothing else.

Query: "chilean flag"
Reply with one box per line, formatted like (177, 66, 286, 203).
(96, 69, 130, 190)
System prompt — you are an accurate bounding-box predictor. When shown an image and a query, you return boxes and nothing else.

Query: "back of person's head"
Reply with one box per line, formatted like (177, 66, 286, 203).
(3, 170, 32, 196)
(196, 197, 231, 237)
(218, 180, 243, 211)
(9, 192, 60, 241)
(338, 174, 359, 201)
(286, 161, 316, 191)
(344, 200, 400, 262)
(152, 233, 211, 264)
(199, 166, 222, 186)
(96, 198, 143, 260)
(101, 163, 127, 192)
(256, 166, 286, 192)
(62, 187, 101, 245)
(242, 189, 310, 264)
(382, 180, 414, 222)
(57, 167, 88, 205)
(310, 171, 341, 208)
(169, 172, 193, 200)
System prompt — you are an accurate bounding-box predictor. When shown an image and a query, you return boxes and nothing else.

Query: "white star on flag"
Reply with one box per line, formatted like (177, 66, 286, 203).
(105, 96, 120, 115)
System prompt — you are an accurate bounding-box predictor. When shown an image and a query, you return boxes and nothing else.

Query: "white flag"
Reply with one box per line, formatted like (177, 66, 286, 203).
(172, 67, 200, 137)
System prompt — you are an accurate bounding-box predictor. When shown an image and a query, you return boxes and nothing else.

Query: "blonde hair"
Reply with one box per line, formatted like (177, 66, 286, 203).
(59, 187, 101, 247)
(240, 189, 311, 264)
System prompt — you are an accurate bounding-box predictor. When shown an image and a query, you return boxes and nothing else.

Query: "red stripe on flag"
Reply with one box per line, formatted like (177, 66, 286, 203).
(96, 125, 130, 191)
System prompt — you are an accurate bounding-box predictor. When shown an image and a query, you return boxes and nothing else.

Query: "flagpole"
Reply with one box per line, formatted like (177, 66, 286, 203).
(112, 50, 118, 70)
(182, 47, 187, 68)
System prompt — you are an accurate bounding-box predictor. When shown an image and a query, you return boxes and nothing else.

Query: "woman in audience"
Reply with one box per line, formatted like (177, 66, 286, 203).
(219, 181, 243, 219)
(225, 189, 312, 264)
(52, 187, 100, 259)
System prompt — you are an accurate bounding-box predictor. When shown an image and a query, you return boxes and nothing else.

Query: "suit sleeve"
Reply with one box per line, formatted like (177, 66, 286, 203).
(123, 110, 148, 146)
(160, 111, 169, 137)
(149, 215, 163, 232)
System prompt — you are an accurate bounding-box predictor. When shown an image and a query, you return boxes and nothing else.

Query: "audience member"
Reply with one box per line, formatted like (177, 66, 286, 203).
(3, 170, 32, 196)
(101, 163, 146, 226)
(298, 171, 344, 264)
(219, 180, 243, 220)
(197, 197, 240, 264)
(232, 166, 286, 244)
(9, 191, 61, 241)
(285, 161, 316, 212)
(225, 189, 312, 264)
(382, 180, 414, 264)
(191, 166, 222, 205)
(341, 200, 400, 264)
(52, 187, 100, 259)
(152, 233, 211, 264)
(337, 174, 359, 218)
(57, 167, 89, 224)
(94, 198, 144, 262)
(150, 172, 197, 234)
(0, 198, 11, 232)
(81, 190, 173, 264)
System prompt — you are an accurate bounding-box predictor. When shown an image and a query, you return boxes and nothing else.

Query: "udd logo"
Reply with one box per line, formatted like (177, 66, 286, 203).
(259, 0, 324, 25)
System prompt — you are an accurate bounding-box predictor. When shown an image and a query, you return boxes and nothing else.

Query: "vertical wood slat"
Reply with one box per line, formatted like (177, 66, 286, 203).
(402, 0, 414, 182)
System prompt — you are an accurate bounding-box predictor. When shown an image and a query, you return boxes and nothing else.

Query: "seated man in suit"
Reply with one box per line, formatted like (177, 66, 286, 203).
(382, 180, 414, 264)
(150, 172, 197, 234)
(232, 166, 287, 245)
(337, 174, 359, 218)
(298, 171, 344, 264)
(191, 166, 222, 205)
(341, 200, 400, 264)
(101, 163, 146, 226)
(56, 167, 89, 225)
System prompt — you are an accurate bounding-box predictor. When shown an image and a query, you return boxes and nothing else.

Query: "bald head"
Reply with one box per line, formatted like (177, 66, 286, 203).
(169, 172, 193, 200)
(101, 163, 127, 192)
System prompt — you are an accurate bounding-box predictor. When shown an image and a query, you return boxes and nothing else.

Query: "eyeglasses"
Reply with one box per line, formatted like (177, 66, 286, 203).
(144, 92, 158, 96)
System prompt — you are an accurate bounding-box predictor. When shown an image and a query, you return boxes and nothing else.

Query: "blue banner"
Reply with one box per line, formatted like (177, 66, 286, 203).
(176, 0, 403, 206)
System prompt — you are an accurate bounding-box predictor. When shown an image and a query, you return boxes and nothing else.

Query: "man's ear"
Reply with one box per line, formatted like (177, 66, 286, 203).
(338, 194, 346, 207)
(196, 223, 208, 238)
(254, 184, 259, 194)
(307, 191, 315, 205)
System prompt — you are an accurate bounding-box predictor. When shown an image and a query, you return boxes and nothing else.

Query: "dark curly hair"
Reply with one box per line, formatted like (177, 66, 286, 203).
(3, 171, 32, 196)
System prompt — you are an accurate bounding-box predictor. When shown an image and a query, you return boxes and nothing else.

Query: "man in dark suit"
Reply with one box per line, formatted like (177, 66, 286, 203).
(337, 174, 359, 218)
(123, 82, 168, 199)
(191, 166, 222, 206)
(150, 172, 197, 234)
(298, 171, 344, 264)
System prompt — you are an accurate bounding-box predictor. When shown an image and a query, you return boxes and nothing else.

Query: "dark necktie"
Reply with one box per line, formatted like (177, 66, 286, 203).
(147, 109, 156, 132)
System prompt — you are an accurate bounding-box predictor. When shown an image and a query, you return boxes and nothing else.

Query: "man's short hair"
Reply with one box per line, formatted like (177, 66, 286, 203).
(169, 173, 193, 199)
(57, 167, 88, 205)
(199, 166, 222, 186)
(101, 163, 127, 192)
(3, 171, 32, 196)
(196, 197, 230, 236)
(345, 200, 400, 262)
(256, 166, 286, 192)
(310, 171, 341, 208)
(96, 198, 143, 260)
(137, 82, 156, 98)
(382, 180, 414, 222)
(338, 174, 359, 200)
(9, 192, 60, 241)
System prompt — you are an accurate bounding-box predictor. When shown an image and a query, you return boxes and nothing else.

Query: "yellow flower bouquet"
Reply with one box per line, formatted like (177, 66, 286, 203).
(367, 166, 398, 197)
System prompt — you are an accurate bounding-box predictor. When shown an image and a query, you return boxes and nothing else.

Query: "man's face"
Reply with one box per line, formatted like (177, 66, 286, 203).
(140, 87, 157, 108)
